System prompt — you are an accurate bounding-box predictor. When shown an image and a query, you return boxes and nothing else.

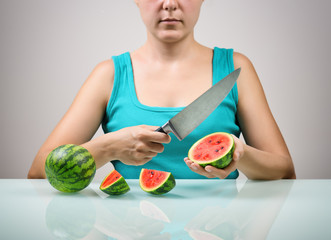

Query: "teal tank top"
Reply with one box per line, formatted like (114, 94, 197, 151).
(102, 47, 241, 179)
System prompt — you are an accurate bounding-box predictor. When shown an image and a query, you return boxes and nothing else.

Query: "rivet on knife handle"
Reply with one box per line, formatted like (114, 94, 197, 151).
(155, 122, 182, 140)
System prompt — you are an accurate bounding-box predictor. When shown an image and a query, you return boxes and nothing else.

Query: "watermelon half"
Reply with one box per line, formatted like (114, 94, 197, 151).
(45, 144, 96, 193)
(188, 132, 235, 169)
(139, 169, 176, 195)
(99, 169, 130, 195)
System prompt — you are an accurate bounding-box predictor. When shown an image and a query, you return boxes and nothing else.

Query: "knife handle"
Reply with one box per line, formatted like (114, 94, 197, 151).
(155, 127, 167, 134)
(155, 122, 182, 140)
(155, 122, 171, 134)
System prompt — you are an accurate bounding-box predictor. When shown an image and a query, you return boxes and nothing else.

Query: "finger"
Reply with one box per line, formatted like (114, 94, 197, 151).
(231, 134, 243, 160)
(129, 152, 157, 165)
(134, 141, 164, 155)
(151, 131, 171, 144)
(133, 157, 153, 166)
(184, 158, 193, 165)
(139, 125, 158, 130)
(138, 125, 172, 144)
(204, 165, 229, 179)
(233, 151, 240, 161)
(184, 158, 217, 178)
(145, 141, 165, 153)
(205, 159, 238, 179)
(134, 145, 159, 159)
(184, 160, 215, 178)
(145, 151, 158, 159)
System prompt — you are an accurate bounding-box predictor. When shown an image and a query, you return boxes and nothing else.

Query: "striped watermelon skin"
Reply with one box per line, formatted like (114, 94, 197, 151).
(139, 169, 176, 195)
(45, 144, 96, 193)
(100, 169, 130, 195)
(188, 132, 235, 169)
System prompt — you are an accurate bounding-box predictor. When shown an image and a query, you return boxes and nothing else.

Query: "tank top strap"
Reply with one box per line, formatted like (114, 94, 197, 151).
(212, 47, 235, 85)
(212, 47, 238, 106)
(107, 52, 133, 110)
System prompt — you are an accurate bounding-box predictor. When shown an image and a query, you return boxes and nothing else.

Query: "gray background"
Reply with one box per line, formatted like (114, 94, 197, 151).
(0, 0, 330, 179)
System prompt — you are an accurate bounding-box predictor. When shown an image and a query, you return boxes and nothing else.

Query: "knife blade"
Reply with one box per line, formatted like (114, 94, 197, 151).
(155, 68, 241, 140)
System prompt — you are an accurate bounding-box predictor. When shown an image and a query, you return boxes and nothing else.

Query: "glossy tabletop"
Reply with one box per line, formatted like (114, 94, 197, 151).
(1, 179, 330, 240)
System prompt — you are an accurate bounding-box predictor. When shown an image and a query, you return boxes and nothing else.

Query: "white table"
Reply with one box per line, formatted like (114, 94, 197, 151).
(1, 179, 330, 239)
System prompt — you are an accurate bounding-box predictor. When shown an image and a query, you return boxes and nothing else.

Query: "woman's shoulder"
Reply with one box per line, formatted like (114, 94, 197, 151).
(81, 59, 115, 106)
(92, 59, 115, 77)
(232, 51, 263, 103)
(89, 59, 115, 87)
(232, 51, 259, 85)
(233, 51, 254, 70)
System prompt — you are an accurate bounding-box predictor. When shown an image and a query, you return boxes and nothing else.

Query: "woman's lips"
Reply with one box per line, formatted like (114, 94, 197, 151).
(160, 18, 182, 23)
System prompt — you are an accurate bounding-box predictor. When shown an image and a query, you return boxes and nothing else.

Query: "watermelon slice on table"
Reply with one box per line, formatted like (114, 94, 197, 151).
(45, 144, 96, 193)
(139, 169, 176, 195)
(100, 169, 130, 195)
(188, 132, 235, 169)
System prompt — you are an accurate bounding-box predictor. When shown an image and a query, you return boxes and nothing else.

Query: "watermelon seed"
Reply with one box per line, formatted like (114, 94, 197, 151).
(208, 140, 212, 143)
(216, 141, 221, 144)
(215, 149, 219, 152)
(221, 146, 224, 150)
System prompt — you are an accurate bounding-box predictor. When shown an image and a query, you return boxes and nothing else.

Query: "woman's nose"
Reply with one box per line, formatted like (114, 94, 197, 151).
(163, 0, 178, 11)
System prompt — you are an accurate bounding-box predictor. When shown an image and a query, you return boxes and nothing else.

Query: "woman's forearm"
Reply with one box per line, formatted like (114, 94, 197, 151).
(238, 144, 296, 180)
(82, 126, 170, 168)
(81, 134, 116, 169)
(27, 151, 49, 179)
(27, 136, 112, 179)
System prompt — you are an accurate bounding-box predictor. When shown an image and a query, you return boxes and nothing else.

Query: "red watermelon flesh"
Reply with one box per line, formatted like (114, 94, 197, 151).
(100, 169, 130, 195)
(139, 169, 176, 195)
(188, 132, 234, 169)
(101, 170, 121, 187)
(140, 169, 167, 189)
(192, 134, 232, 161)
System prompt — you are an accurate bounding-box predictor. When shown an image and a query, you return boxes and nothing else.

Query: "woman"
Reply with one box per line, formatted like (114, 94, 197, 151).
(28, 0, 295, 180)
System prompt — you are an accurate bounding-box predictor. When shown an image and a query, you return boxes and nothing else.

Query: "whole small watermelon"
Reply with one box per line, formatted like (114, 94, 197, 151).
(45, 144, 96, 193)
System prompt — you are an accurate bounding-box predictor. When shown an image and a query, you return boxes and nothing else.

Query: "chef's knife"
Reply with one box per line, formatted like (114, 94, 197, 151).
(156, 68, 241, 140)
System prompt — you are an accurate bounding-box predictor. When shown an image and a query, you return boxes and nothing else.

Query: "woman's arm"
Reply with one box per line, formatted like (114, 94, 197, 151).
(27, 60, 114, 179)
(185, 52, 296, 180)
(28, 60, 170, 179)
(234, 52, 295, 179)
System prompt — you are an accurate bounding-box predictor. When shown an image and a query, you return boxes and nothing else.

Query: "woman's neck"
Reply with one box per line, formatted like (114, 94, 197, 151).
(134, 33, 205, 64)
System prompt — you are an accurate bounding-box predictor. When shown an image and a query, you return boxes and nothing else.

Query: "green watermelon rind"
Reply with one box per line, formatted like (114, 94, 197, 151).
(139, 169, 176, 195)
(45, 144, 96, 193)
(188, 132, 235, 169)
(99, 172, 130, 195)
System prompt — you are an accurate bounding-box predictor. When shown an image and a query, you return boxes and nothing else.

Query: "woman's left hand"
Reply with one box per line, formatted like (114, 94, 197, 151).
(184, 135, 244, 179)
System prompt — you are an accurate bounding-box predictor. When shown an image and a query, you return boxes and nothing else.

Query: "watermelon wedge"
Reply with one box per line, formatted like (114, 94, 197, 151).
(100, 169, 130, 195)
(139, 169, 176, 195)
(188, 132, 235, 169)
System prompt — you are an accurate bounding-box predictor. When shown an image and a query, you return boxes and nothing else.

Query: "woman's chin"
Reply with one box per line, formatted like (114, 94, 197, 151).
(154, 31, 190, 44)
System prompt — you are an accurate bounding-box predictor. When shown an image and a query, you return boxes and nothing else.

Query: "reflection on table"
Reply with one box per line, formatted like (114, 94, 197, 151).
(1, 179, 331, 239)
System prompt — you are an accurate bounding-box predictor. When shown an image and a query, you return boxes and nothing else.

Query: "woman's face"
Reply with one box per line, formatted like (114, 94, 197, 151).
(135, 0, 204, 43)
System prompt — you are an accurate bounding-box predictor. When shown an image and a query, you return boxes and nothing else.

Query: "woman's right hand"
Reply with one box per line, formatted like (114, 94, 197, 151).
(102, 125, 171, 166)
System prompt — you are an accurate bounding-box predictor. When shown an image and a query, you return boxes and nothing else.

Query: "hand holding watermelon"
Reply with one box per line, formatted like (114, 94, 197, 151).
(185, 133, 244, 179)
